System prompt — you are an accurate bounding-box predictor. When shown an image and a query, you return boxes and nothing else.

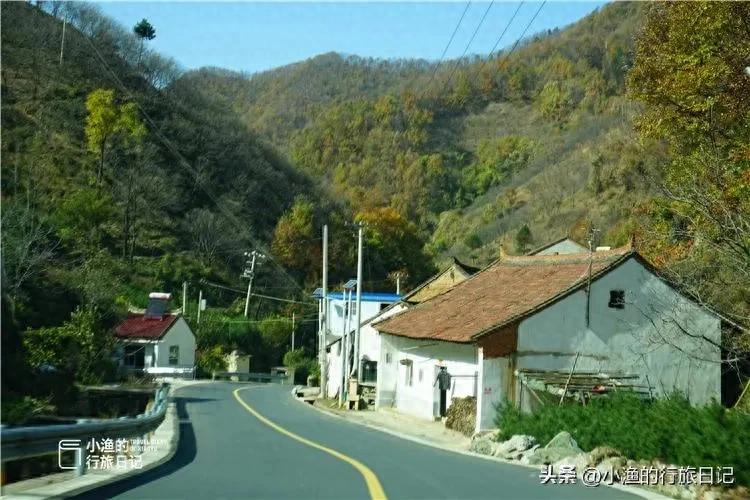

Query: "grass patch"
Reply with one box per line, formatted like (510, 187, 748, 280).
(496, 392, 750, 485)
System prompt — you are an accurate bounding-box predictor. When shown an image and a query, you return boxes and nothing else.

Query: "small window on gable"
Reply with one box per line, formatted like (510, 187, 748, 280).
(418, 369, 423, 383)
(385, 352, 392, 364)
(169, 345, 179, 365)
(608, 290, 625, 309)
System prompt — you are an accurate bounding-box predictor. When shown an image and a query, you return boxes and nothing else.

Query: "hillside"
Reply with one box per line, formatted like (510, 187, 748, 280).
(0, 1, 317, 331)
(179, 2, 659, 269)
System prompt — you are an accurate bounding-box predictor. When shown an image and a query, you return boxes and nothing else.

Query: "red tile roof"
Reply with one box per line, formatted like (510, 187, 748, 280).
(373, 245, 635, 343)
(114, 314, 179, 340)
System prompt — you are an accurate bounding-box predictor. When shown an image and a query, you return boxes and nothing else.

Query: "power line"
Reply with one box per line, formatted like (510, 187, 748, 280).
(475, 1, 524, 78)
(80, 32, 308, 295)
(199, 279, 316, 306)
(412, 1, 472, 96)
(423, 0, 495, 100)
(486, 0, 546, 82)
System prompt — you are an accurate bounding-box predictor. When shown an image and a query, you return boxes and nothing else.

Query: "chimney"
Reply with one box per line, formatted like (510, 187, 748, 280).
(145, 292, 171, 318)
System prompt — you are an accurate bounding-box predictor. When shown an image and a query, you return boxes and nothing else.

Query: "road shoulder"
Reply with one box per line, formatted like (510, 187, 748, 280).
(294, 389, 670, 500)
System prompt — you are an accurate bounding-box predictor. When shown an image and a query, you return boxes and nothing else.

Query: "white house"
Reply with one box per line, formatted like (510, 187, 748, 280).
(317, 290, 401, 399)
(114, 293, 196, 378)
(374, 243, 723, 431)
(360, 258, 481, 409)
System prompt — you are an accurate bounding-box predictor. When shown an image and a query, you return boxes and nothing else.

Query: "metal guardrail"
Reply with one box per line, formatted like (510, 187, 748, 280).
(0, 384, 170, 472)
(211, 372, 289, 383)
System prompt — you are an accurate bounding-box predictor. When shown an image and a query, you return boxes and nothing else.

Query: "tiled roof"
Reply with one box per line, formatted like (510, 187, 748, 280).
(114, 314, 179, 340)
(373, 245, 635, 343)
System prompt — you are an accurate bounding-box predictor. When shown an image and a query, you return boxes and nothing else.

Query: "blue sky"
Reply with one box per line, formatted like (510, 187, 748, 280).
(98, 1, 606, 74)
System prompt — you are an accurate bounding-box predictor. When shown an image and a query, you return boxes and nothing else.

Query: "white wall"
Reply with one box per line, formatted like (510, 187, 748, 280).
(155, 317, 196, 368)
(324, 298, 397, 398)
(533, 239, 587, 255)
(476, 351, 508, 432)
(326, 338, 343, 399)
(378, 333, 478, 420)
(515, 257, 721, 406)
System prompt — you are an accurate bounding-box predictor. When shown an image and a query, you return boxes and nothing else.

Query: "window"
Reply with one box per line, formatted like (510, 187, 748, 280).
(169, 345, 179, 365)
(404, 361, 413, 386)
(124, 345, 144, 368)
(418, 369, 423, 383)
(385, 352, 392, 364)
(362, 361, 377, 383)
(608, 290, 625, 309)
(379, 303, 389, 311)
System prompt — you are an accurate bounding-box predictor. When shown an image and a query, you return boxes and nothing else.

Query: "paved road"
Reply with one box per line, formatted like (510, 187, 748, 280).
(76, 382, 638, 499)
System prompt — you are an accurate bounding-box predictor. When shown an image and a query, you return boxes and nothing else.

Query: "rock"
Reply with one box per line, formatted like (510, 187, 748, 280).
(587, 446, 621, 466)
(527, 447, 580, 465)
(470, 438, 495, 456)
(527, 431, 584, 465)
(518, 445, 540, 464)
(553, 452, 591, 473)
(544, 431, 581, 451)
(471, 429, 499, 442)
(494, 434, 537, 459)
(595, 456, 626, 478)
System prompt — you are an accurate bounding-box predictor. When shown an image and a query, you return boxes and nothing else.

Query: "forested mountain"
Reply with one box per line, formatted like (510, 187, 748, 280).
(2, 1, 747, 417)
(179, 2, 655, 265)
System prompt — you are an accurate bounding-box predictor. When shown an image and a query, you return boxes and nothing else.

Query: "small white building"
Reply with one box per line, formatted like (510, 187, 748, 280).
(374, 244, 723, 431)
(317, 290, 401, 399)
(114, 293, 196, 378)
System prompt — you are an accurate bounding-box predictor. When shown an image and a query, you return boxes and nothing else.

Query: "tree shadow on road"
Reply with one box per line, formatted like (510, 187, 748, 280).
(71, 396, 214, 499)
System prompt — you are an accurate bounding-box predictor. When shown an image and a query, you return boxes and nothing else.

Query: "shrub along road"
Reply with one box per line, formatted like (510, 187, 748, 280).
(74, 382, 638, 499)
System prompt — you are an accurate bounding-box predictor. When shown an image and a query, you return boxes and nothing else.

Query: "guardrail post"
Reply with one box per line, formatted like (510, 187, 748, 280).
(75, 445, 87, 477)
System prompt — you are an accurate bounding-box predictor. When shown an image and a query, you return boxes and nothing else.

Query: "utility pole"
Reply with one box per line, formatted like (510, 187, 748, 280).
(291, 312, 295, 351)
(59, 17, 66, 66)
(319, 225, 328, 398)
(352, 222, 364, 379)
(585, 227, 600, 328)
(242, 250, 265, 317)
(182, 281, 187, 316)
(197, 289, 203, 324)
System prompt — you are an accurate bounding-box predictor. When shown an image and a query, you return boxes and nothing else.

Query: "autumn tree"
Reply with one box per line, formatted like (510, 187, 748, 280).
(356, 207, 435, 287)
(271, 197, 320, 279)
(628, 2, 750, 341)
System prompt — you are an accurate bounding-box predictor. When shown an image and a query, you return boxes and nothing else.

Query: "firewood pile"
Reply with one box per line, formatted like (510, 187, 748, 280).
(445, 396, 477, 436)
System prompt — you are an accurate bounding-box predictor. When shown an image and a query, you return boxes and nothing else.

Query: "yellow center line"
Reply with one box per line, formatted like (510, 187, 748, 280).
(232, 386, 387, 500)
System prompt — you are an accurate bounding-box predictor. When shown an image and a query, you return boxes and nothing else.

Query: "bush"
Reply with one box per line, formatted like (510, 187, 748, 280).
(496, 392, 750, 485)
(196, 345, 226, 378)
(283, 348, 319, 385)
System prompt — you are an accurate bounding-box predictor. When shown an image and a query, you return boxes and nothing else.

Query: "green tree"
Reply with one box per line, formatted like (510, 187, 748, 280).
(133, 18, 156, 65)
(84, 89, 146, 184)
(23, 306, 115, 384)
(515, 224, 532, 254)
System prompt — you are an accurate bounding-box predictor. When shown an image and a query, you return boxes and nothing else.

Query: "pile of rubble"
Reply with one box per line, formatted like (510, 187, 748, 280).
(470, 431, 748, 500)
